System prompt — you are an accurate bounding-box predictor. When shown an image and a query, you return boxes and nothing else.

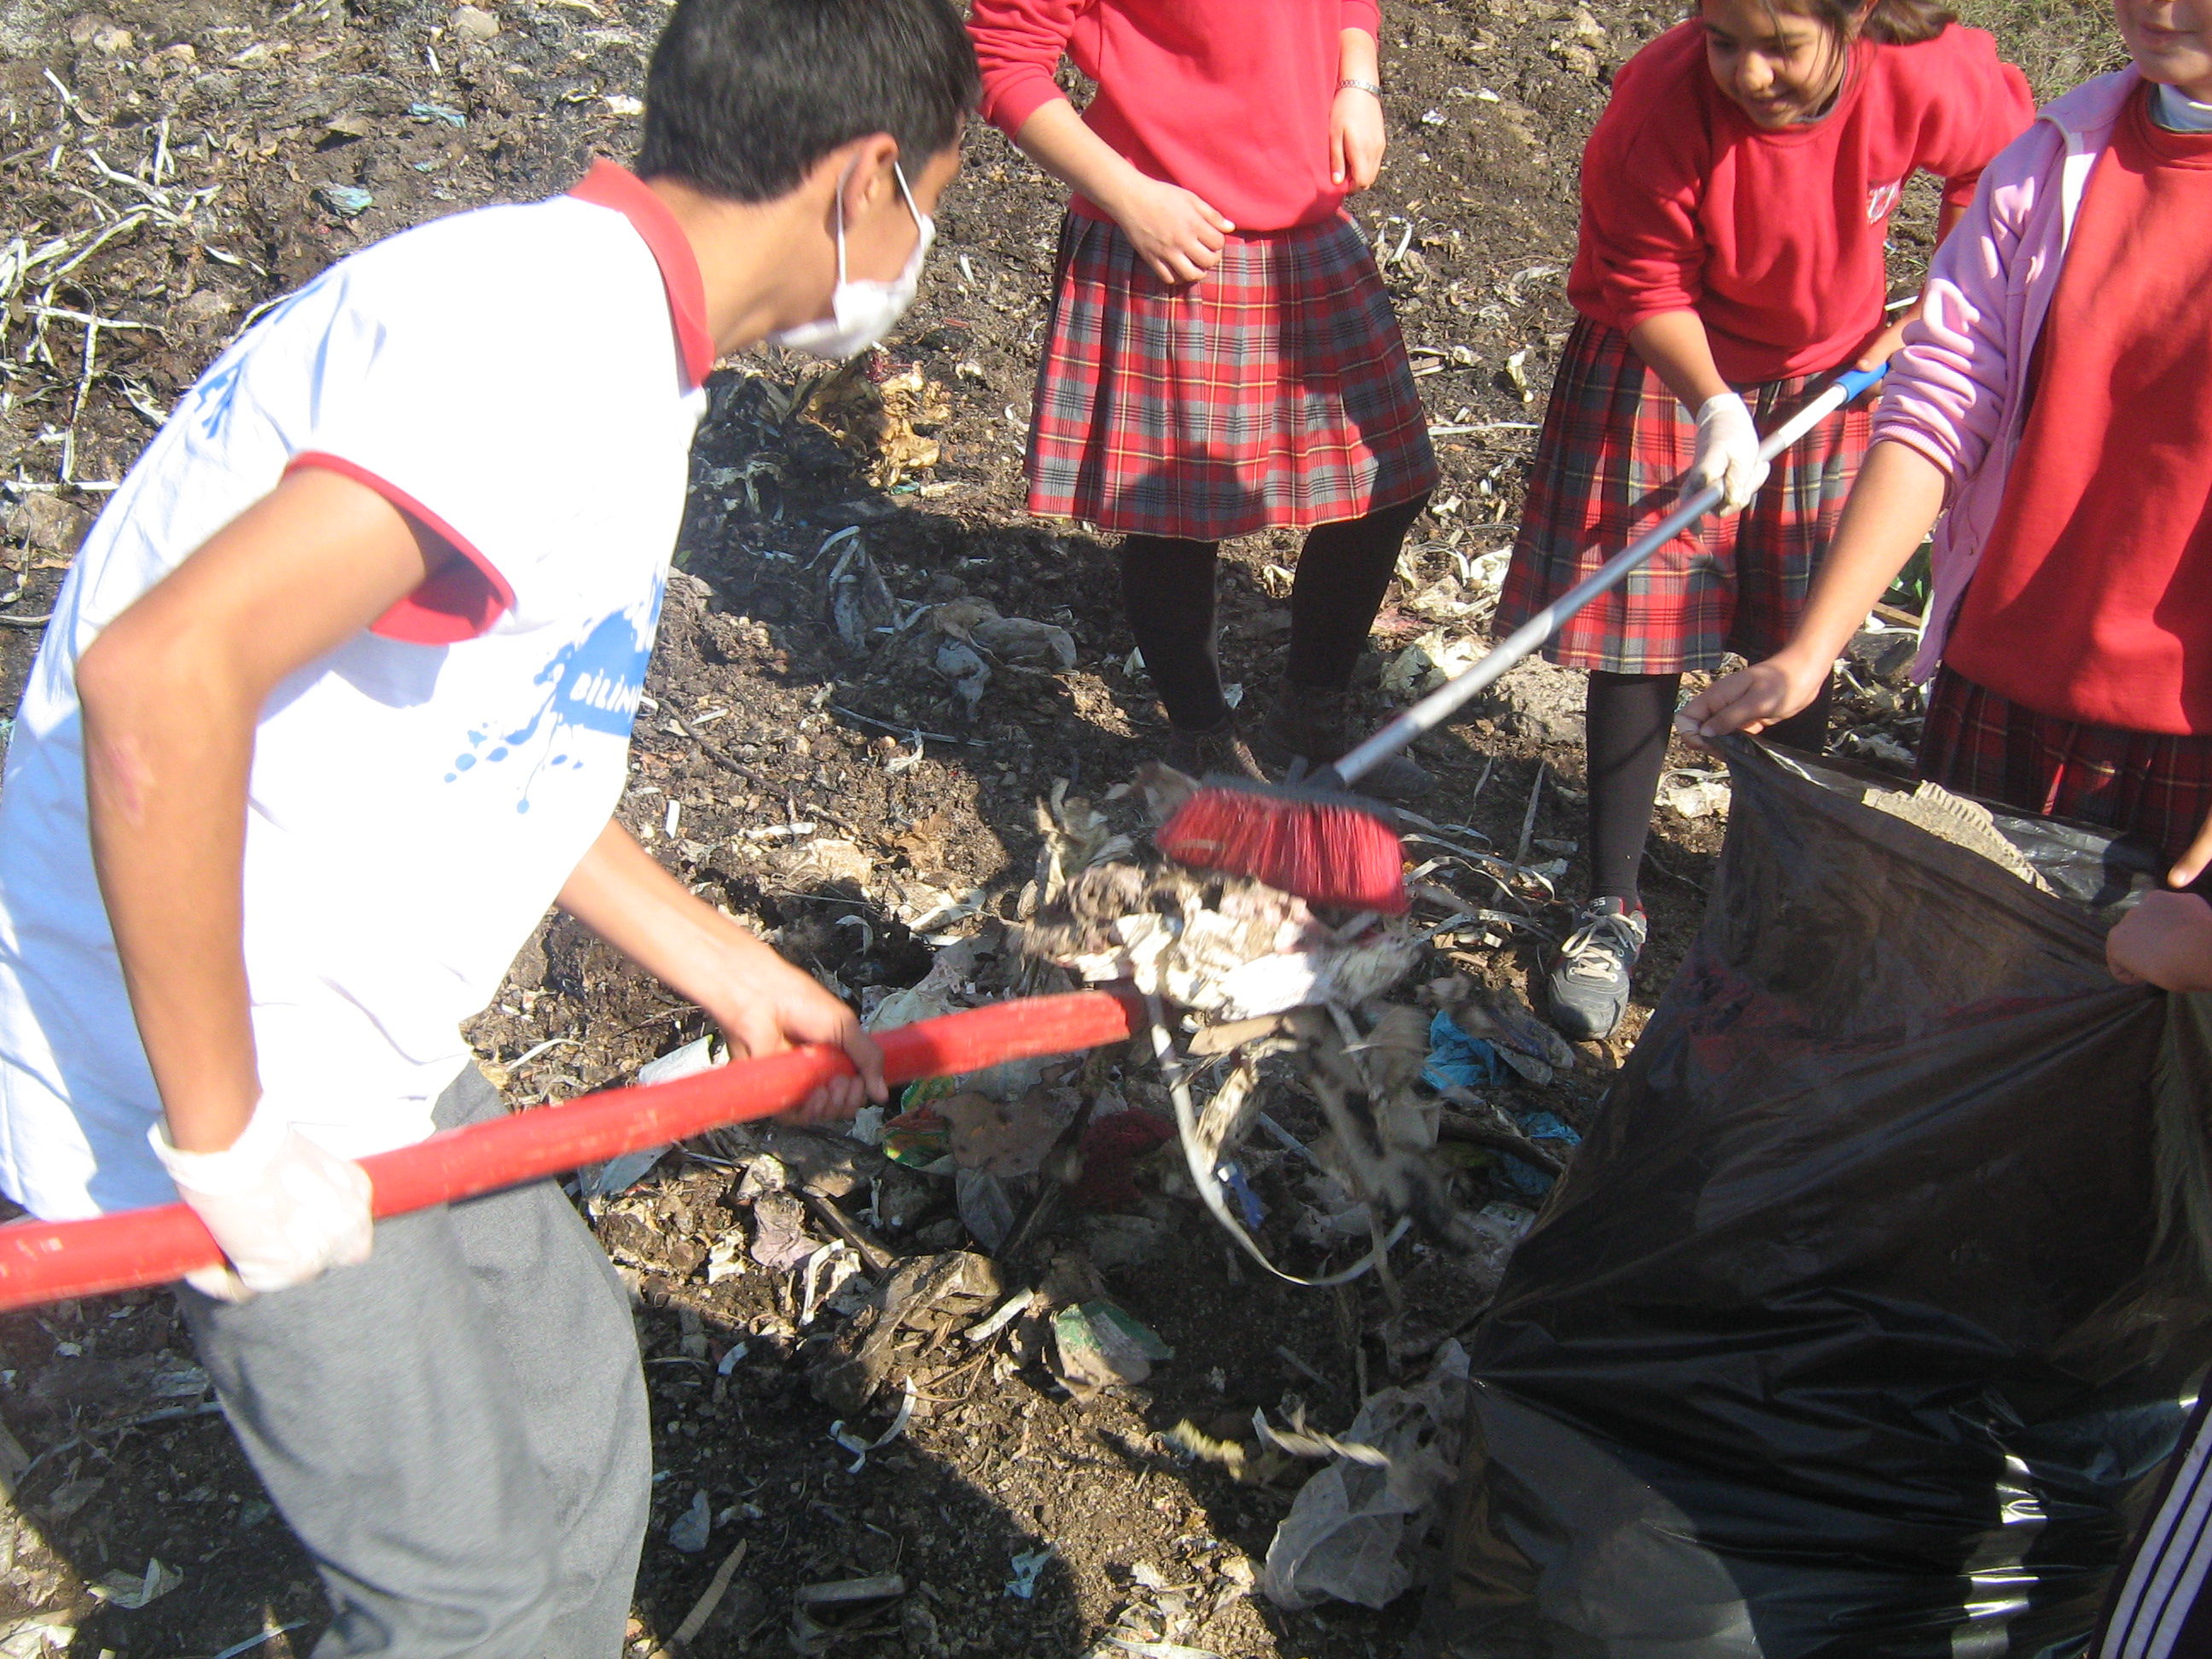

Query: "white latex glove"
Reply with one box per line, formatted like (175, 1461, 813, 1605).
(1687, 391, 1770, 515)
(150, 1103, 374, 1301)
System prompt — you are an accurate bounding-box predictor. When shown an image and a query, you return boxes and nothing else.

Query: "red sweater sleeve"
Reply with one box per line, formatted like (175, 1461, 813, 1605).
(970, 0, 1087, 140)
(1341, 1, 1381, 32)
(1570, 59, 1712, 334)
(1906, 26, 2035, 212)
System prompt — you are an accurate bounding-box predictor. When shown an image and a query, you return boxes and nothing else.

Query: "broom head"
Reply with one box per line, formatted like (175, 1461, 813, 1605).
(1156, 775, 1408, 913)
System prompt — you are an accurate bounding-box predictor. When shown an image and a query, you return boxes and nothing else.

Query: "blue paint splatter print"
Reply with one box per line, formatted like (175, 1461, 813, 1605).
(444, 577, 663, 811)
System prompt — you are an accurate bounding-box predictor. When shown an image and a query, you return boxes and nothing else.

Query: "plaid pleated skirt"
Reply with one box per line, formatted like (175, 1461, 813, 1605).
(1496, 317, 1872, 674)
(1918, 667, 2212, 865)
(1025, 211, 1438, 539)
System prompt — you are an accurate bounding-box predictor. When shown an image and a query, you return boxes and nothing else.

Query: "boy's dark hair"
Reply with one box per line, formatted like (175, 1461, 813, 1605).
(637, 0, 978, 201)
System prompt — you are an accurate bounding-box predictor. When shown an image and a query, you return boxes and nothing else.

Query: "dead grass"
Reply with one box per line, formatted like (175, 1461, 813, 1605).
(1959, 0, 2128, 99)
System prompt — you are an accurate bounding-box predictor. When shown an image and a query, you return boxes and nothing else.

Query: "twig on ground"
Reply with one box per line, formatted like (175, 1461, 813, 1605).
(1514, 760, 1545, 865)
(672, 1540, 750, 1647)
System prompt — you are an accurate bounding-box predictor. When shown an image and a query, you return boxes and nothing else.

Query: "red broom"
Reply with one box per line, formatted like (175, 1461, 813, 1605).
(0, 988, 1139, 1313)
(1159, 366, 1889, 911)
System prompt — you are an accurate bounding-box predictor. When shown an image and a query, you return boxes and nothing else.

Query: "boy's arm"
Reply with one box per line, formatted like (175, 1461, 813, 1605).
(79, 467, 442, 1296)
(79, 466, 447, 1157)
(1677, 439, 1947, 738)
(556, 821, 884, 1119)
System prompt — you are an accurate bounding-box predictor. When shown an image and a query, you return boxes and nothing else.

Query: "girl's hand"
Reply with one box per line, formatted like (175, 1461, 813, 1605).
(2109, 889, 2212, 992)
(1852, 301, 1923, 400)
(1331, 88, 1386, 190)
(2171, 805, 2212, 890)
(1675, 649, 1829, 747)
(1105, 175, 1235, 285)
(1687, 391, 1769, 514)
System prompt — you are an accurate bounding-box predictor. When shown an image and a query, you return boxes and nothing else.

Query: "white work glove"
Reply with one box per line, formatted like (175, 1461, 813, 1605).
(1686, 391, 1770, 515)
(150, 1103, 374, 1301)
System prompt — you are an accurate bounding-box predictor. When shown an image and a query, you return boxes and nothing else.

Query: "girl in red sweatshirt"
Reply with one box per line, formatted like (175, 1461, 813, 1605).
(1493, 0, 2029, 1040)
(969, 0, 1439, 792)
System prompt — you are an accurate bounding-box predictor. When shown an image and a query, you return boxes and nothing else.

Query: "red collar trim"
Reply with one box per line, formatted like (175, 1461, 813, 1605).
(568, 159, 716, 390)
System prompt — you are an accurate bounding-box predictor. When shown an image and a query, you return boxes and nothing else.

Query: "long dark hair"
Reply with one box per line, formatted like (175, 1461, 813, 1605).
(1755, 0, 1957, 47)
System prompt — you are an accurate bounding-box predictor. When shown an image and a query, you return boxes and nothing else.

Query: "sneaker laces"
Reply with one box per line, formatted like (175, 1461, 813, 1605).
(1557, 909, 1643, 984)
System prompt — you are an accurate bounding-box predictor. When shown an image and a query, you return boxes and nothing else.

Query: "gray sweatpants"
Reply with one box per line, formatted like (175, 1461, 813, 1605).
(179, 1068, 650, 1658)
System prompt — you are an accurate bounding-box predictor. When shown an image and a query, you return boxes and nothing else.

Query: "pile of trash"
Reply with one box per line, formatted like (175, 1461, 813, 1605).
(577, 762, 1624, 1640)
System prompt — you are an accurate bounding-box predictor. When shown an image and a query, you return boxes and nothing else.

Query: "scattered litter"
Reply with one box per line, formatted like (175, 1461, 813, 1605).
(671, 1540, 749, 1647)
(313, 184, 373, 218)
(1254, 1406, 1388, 1467)
(1167, 1419, 1248, 1479)
(1380, 628, 1481, 700)
(0, 1622, 74, 1659)
(1660, 767, 1732, 819)
(1863, 778, 2044, 885)
(1005, 1546, 1056, 1599)
(1026, 864, 1417, 1021)
(408, 102, 467, 126)
(88, 1557, 183, 1610)
(829, 1376, 916, 1472)
(882, 1101, 953, 1168)
(1051, 1301, 1173, 1399)
(668, 1489, 713, 1554)
(941, 1087, 1081, 1178)
(962, 1289, 1035, 1344)
(1262, 1342, 1470, 1610)
(749, 1190, 820, 1272)
(1070, 1111, 1177, 1210)
(796, 1575, 905, 1606)
(956, 1166, 1018, 1252)
(716, 1341, 749, 1376)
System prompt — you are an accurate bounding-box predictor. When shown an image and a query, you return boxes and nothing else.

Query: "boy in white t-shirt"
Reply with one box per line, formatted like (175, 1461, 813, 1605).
(0, 0, 976, 1650)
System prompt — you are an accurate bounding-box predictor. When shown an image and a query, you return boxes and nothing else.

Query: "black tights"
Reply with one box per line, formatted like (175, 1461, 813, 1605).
(1117, 495, 1429, 731)
(1585, 668, 1832, 905)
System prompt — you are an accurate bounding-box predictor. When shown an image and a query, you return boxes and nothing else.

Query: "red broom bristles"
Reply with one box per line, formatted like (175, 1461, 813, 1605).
(1157, 786, 1409, 913)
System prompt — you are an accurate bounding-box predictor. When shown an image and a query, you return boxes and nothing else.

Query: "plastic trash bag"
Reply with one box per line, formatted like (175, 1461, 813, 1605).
(1265, 1341, 1471, 1610)
(1414, 739, 2212, 1658)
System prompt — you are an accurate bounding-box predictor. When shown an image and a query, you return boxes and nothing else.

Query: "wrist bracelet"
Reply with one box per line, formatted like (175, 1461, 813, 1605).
(1337, 78, 1383, 99)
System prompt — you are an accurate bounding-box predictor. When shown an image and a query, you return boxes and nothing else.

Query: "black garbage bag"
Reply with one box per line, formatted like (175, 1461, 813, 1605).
(1415, 738, 2212, 1659)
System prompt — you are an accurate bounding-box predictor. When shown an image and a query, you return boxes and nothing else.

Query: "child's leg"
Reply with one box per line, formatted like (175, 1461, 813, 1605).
(1586, 670, 1683, 905)
(1119, 534, 1226, 730)
(1284, 494, 1429, 694)
(1260, 494, 1431, 794)
(179, 1070, 649, 1659)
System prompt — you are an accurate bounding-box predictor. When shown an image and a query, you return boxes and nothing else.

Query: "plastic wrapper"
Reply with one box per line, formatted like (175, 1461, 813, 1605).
(1416, 739, 2212, 1658)
(1265, 1342, 1470, 1610)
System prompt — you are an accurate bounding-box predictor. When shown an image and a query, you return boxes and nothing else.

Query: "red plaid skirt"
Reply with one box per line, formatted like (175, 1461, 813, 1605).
(1918, 667, 2212, 864)
(1496, 317, 1873, 674)
(1025, 212, 1438, 539)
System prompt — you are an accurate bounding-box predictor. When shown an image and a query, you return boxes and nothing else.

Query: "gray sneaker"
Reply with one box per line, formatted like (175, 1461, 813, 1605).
(1546, 898, 1648, 1041)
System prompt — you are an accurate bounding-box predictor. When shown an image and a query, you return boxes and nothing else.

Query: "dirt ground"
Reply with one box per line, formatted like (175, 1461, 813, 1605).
(0, 0, 2119, 1656)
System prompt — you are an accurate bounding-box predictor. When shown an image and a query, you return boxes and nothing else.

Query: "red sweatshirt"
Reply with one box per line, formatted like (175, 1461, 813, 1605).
(1569, 20, 2031, 383)
(970, 0, 1382, 234)
(1945, 87, 2212, 736)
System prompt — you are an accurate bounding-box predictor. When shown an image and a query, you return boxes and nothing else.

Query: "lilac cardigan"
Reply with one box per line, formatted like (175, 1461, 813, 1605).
(1870, 67, 2142, 678)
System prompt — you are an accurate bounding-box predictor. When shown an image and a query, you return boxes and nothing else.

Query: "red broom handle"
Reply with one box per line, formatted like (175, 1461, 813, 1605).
(0, 988, 1140, 1313)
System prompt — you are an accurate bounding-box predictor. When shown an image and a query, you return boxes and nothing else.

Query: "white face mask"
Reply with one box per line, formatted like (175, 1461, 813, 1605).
(769, 162, 934, 358)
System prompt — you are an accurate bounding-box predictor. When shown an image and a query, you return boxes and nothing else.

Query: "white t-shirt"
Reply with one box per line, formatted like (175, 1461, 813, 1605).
(0, 161, 714, 1217)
